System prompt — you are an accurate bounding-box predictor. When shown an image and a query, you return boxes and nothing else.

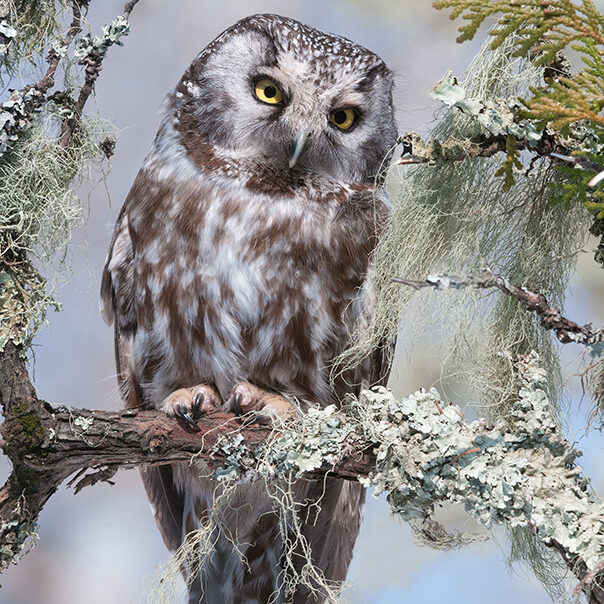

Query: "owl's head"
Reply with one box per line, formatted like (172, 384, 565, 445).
(172, 14, 398, 184)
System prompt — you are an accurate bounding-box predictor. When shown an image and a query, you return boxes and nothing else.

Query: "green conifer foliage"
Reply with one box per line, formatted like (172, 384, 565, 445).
(434, 0, 604, 264)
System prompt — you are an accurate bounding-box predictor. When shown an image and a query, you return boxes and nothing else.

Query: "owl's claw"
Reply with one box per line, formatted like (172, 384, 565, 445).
(193, 391, 204, 415)
(176, 405, 201, 432)
(232, 392, 243, 416)
(160, 384, 221, 432)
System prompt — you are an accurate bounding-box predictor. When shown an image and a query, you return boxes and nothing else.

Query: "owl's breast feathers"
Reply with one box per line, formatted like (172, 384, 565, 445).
(100, 16, 398, 598)
(102, 132, 389, 408)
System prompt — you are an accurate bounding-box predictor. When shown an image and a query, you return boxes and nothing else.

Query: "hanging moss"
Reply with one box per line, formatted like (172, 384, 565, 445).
(0, 0, 71, 79)
(0, 110, 110, 351)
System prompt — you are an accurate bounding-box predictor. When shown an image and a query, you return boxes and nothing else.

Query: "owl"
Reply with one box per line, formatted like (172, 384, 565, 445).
(101, 13, 397, 603)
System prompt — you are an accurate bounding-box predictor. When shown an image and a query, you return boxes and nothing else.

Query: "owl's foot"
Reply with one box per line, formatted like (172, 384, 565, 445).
(160, 384, 221, 432)
(227, 382, 296, 425)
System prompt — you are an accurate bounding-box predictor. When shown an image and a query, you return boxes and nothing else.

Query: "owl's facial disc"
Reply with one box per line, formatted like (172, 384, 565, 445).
(176, 16, 398, 183)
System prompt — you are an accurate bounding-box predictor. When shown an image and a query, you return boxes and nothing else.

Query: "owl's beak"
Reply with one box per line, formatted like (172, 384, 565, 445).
(288, 128, 308, 168)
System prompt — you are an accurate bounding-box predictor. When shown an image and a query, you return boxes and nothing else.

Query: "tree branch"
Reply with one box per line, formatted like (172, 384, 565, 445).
(59, 7, 134, 148)
(392, 270, 604, 348)
(395, 130, 595, 168)
(123, 0, 141, 20)
(0, 343, 602, 601)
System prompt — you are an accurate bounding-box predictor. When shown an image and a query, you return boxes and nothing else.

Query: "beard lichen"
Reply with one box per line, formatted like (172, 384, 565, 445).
(0, 109, 109, 351)
(347, 34, 589, 416)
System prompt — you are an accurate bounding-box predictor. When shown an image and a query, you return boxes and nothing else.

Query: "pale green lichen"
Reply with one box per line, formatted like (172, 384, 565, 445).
(428, 68, 604, 158)
(0, 1, 70, 78)
(73, 16, 130, 60)
(0, 7, 128, 353)
(357, 354, 603, 573)
(166, 353, 602, 602)
(257, 405, 356, 476)
(0, 111, 109, 351)
(73, 416, 93, 432)
(0, 19, 16, 58)
(344, 32, 590, 428)
(429, 68, 543, 145)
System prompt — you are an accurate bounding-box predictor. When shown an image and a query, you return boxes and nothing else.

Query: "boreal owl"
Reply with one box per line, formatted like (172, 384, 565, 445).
(101, 13, 397, 603)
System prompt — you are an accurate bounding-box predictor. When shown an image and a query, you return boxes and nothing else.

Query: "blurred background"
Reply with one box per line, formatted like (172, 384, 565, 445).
(1, 0, 604, 602)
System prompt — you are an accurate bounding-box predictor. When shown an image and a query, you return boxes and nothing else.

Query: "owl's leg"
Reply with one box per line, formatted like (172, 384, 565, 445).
(160, 384, 221, 431)
(227, 382, 296, 424)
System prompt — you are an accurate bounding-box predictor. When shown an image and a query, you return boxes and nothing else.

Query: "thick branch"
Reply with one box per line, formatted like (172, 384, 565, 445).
(0, 349, 602, 601)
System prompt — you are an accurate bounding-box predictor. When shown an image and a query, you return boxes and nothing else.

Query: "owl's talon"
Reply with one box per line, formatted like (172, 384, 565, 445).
(176, 406, 201, 432)
(193, 392, 204, 415)
(160, 384, 221, 430)
(232, 392, 243, 416)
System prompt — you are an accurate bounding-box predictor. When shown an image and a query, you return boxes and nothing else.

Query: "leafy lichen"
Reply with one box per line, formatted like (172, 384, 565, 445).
(172, 354, 601, 602)
(73, 15, 130, 60)
(357, 354, 603, 573)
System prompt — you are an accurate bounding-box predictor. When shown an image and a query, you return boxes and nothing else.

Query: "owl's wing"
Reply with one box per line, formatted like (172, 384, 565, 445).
(100, 202, 187, 553)
(100, 207, 142, 408)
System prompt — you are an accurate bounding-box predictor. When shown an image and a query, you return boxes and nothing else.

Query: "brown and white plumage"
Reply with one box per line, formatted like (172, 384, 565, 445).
(101, 13, 397, 603)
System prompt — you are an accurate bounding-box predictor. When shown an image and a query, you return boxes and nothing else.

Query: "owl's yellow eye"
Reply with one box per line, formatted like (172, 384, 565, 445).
(330, 108, 356, 130)
(254, 79, 283, 104)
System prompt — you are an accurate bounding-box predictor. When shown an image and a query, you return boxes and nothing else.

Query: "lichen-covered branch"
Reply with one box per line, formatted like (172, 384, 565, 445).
(232, 352, 604, 601)
(58, 12, 131, 148)
(396, 69, 603, 171)
(393, 271, 604, 352)
(0, 345, 601, 601)
(356, 352, 604, 602)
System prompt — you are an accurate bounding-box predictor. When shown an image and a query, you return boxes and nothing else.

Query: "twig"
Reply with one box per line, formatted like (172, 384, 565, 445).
(392, 271, 604, 348)
(36, 0, 84, 94)
(123, 0, 141, 19)
(396, 133, 508, 165)
(59, 6, 137, 148)
(396, 131, 600, 172)
(0, 1, 137, 155)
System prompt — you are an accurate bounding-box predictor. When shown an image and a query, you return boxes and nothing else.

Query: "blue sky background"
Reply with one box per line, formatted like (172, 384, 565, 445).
(1, 1, 603, 602)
